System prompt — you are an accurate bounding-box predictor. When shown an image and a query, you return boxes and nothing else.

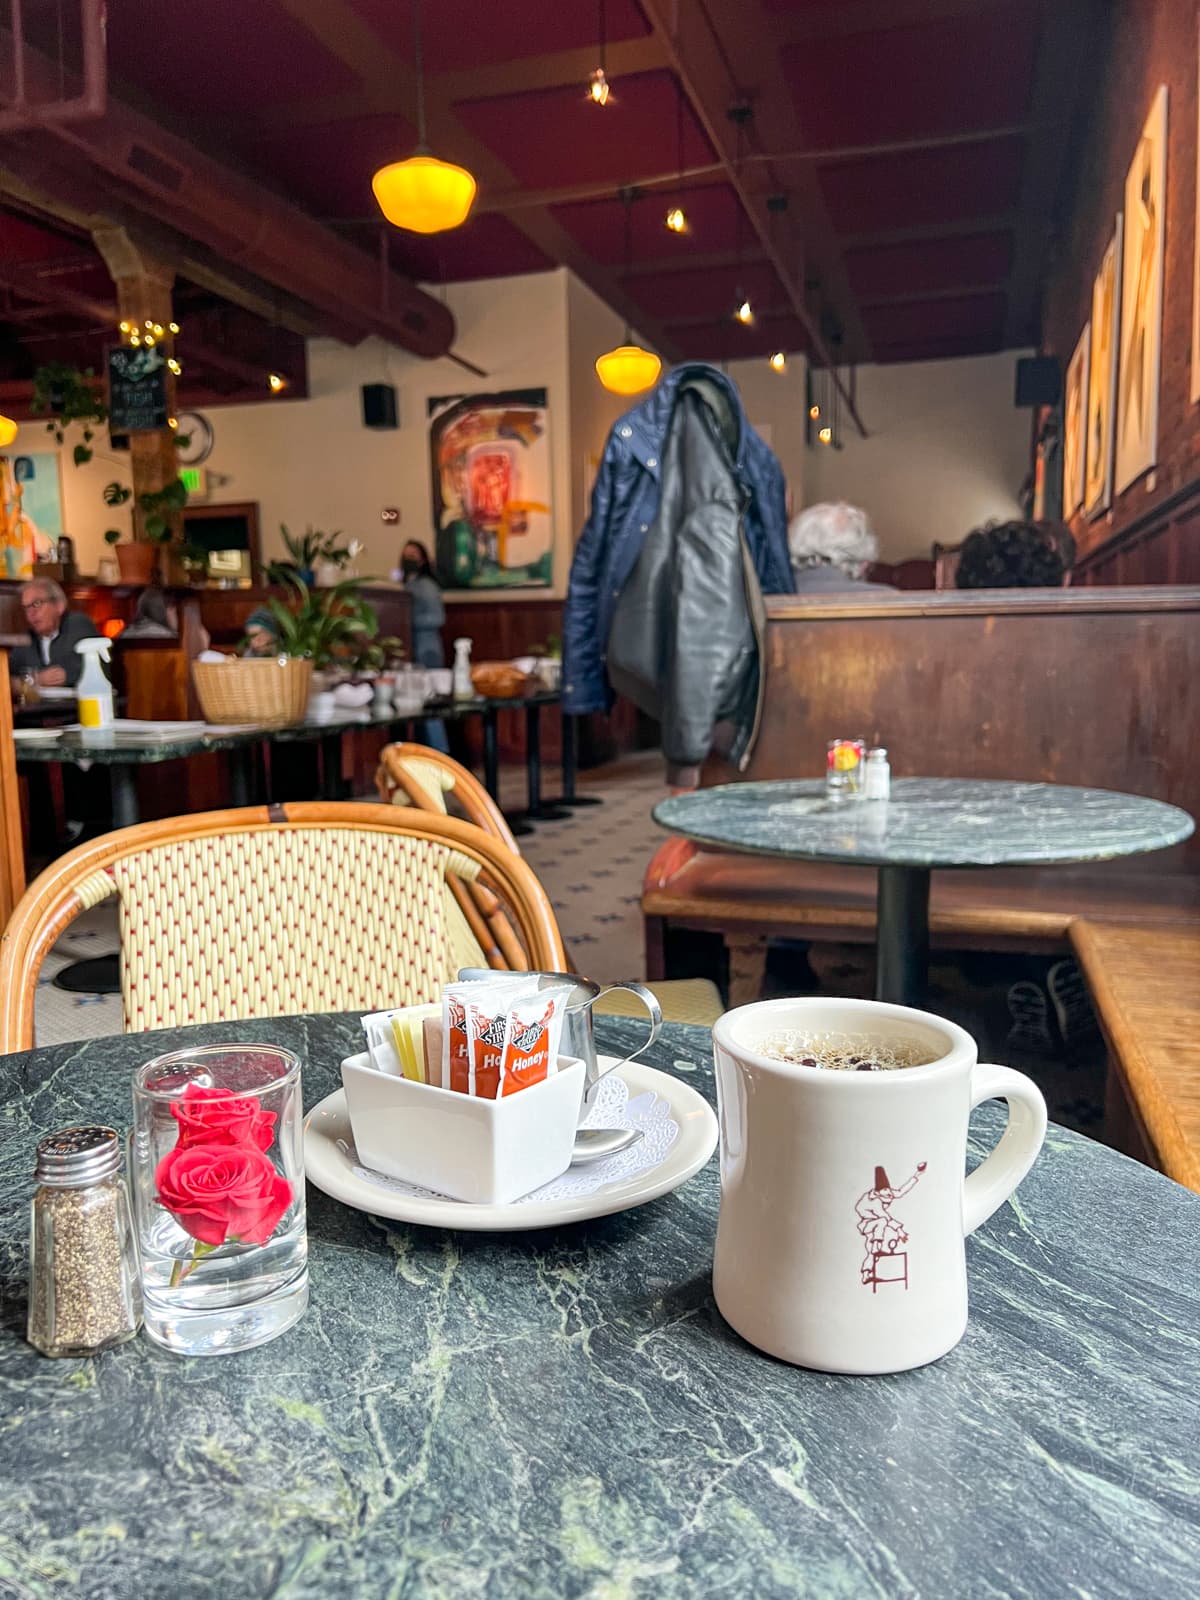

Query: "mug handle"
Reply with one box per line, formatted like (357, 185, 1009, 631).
(584, 982, 664, 1103)
(962, 1063, 1048, 1236)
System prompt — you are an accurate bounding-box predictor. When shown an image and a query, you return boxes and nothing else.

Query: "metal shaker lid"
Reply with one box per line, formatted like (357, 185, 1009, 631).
(35, 1126, 122, 1186)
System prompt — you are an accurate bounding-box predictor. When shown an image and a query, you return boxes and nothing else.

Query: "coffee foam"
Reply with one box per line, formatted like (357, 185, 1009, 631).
(757, 1029, 940, 1073)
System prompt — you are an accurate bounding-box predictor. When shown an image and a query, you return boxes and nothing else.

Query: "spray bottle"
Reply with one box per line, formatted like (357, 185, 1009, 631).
(76, 637, 114, 729)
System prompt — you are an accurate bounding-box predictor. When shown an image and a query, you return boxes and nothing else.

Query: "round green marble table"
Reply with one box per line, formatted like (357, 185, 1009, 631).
(654, 779, 1195, 1005)
(1, 1013, 1198, 1598)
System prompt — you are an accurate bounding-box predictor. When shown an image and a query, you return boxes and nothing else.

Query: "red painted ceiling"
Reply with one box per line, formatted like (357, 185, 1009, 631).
(0, 0, 1096, 374)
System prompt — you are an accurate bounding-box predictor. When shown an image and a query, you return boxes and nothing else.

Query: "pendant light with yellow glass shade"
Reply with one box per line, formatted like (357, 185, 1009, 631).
(0, 415, 17, 448)
(596, 190, 662, 396)
(372, 0, 476, 234)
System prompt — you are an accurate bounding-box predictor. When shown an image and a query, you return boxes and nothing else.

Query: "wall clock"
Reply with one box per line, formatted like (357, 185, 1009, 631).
(175, 411, 214, 465)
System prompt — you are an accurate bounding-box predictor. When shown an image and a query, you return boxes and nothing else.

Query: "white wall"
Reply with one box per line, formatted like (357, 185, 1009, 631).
(565, 273, 632, 538)
(47, 269, 577, 595)
(803, 350, 1033, 563)
(727, 355, 807, 514)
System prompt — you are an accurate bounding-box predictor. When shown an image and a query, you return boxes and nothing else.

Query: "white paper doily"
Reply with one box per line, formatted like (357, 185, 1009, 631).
(341, 1072, 679, 1207)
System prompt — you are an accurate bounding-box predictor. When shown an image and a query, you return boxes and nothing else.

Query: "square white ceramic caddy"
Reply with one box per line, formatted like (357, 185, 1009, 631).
(341, 1050, 587, 1205)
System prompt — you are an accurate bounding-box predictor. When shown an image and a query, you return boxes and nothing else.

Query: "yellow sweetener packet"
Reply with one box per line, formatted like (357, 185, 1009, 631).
(390, 1010, 429, 1083)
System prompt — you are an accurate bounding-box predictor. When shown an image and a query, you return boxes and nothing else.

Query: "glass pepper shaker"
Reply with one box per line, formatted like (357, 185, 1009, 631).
(28, 1127, 142, 1358)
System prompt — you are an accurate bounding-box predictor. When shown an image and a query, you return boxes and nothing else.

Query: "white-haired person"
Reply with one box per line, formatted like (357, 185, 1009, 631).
(786, 502, 894, 593)
(9, 577, 99, 687)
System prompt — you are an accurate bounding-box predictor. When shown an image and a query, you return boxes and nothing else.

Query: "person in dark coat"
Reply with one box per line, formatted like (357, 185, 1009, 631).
(9, 578, 98, 687)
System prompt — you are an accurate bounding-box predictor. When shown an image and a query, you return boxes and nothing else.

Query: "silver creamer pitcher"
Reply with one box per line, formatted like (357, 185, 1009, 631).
(456, 970, 662, 1112)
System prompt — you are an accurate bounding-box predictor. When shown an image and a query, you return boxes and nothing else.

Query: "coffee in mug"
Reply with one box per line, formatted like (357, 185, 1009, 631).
(711, 997, 1047, 1374)
(758, 1029, 940, 1072)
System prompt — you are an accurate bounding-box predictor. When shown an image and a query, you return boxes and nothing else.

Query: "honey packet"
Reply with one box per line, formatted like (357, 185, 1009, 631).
(442, 976, 572, 1099)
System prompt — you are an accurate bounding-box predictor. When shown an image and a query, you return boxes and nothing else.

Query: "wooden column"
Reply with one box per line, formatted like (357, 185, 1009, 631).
(92, 226, 181, 548)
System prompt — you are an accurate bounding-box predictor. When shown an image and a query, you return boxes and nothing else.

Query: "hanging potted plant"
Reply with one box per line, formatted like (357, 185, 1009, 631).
(32, 363, 108, 465)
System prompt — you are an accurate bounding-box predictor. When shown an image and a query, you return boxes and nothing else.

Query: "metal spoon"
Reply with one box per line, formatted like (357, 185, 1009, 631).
(570, 1127, 643, 1166)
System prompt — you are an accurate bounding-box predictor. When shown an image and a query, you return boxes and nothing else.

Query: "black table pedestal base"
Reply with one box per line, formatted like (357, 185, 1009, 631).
(875, 865, 931, 1006)
(543, 710, 602, 810)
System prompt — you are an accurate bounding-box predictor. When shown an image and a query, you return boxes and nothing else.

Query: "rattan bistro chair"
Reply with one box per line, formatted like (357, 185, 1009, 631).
(0, 802, 566, 1054)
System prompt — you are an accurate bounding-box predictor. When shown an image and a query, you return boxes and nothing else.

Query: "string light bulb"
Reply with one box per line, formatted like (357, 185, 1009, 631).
(144, 320, 153, 329)
(734, 297, 754, 325)
(809, 403, 820, 420)
(818, 425, 833, 445)
(167, 417, 179, 430)
(152, 323, 164, 337)
(119, 320, 131, 334)
(665, 205, 686, 234)
(167, 358, 181, 375)
(168, 321, 180, 334)
(145, 335, 156, 346)
(587, 67, 610, 105)
(267, 372, 287, 393)
(769, 351, 787, 373)
(130, 333, 141, 346)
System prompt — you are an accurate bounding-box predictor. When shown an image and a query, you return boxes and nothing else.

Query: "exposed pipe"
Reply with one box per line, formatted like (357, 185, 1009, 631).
(0, 0, 107, 133)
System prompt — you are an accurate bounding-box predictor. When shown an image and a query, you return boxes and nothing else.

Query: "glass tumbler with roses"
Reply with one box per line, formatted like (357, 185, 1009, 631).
(131, 1045, 307, 1355)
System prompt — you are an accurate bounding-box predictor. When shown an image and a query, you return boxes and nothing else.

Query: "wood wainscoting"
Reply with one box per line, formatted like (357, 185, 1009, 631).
(1075, 477, 1200, 586)
(715, 585, 1200, 873)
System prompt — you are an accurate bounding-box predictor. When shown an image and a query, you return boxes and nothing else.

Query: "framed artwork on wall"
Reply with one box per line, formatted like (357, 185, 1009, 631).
(1085, 215, 1122, 516)
(427, 388, 553, 590)
(1115, 84, 1167, 494)
(1062, 323, 1089, 519)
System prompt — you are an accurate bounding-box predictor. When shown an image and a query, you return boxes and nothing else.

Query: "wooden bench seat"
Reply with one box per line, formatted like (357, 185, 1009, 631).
(1070, 921, 1200, 1194)
(643, 841, 1200, 1002)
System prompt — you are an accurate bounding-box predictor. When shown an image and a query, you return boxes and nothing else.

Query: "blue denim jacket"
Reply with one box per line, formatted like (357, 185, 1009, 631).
(563, 365, 793, 714)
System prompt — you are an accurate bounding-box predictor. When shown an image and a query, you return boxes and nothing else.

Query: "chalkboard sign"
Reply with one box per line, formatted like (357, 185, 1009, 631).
(106, 345, 169, 433)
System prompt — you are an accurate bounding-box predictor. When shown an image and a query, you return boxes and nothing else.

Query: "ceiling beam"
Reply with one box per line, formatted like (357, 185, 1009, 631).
(0, 23, 457, 358)
(638, 0, 869, 426)
(1002, 0, 1103, 347)
(272, 0, 683, 362)
(841, 213, 1021, 251)
(770, 0, 1021, 45)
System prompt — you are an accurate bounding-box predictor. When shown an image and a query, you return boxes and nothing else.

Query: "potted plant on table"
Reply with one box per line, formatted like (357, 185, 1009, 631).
(267, 526, 359, 587)
(191, 572, 380, 727)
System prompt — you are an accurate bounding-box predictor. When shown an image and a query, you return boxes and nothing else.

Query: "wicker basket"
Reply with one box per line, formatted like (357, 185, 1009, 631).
(192, 657, 314, 727)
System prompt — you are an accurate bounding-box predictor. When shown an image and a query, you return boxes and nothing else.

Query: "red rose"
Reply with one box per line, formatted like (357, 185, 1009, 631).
(169, 1084, 277, 1152)
(156, 1140, 293, 1247)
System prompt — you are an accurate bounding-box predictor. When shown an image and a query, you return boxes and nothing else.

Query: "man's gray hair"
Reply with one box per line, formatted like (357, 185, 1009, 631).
(21, 576, 67, 607)
(788, 502, 878, 578)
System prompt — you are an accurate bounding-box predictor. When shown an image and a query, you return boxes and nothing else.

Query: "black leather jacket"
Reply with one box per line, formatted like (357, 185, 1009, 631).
(605, 379, 771, 786)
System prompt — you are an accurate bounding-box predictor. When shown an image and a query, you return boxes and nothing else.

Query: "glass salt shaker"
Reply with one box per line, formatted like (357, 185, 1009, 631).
(28, 1127, 142, 1358)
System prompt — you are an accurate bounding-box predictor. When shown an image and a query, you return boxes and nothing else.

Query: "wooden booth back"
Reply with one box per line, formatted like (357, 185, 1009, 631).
(718, 586, 1200, 872)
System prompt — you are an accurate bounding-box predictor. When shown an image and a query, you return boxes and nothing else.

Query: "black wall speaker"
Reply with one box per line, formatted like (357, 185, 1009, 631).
(1014, 355, 1061, 408)
(361, 383, 398, 429)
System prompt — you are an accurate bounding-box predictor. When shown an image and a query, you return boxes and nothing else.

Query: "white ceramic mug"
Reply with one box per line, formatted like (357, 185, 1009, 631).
(711, 997, 1047, 1374)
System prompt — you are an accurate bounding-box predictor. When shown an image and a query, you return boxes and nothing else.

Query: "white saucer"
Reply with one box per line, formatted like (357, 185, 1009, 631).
(304, 1057, 718, 1232)
(12, 726, 64, 743)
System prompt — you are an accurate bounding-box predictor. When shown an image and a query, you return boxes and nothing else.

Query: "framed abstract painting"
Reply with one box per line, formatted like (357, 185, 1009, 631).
(1115, 85, 1167, 494)
(1085, 215, 1122, 516)
(1062, 323, 1089, 519)
(427, 388, 553, 590)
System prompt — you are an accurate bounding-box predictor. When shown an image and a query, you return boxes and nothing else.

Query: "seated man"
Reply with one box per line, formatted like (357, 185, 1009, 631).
(787, 503, 895, 593)
(9, 578, 99, 687)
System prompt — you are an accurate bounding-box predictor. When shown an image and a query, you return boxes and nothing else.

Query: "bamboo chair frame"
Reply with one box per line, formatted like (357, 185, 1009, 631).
(375, 742, 526, 969)
(0, 801, 566, 1054)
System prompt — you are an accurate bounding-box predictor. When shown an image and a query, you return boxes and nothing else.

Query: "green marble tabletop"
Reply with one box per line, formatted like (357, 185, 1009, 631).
(1, 1013, 1198, 1598)
(655, 778, 1195, 868)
